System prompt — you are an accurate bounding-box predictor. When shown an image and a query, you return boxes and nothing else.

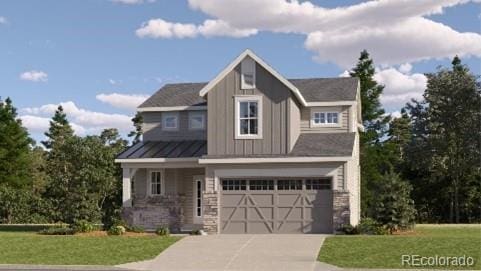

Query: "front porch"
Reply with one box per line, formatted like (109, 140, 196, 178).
(121, 167, 207, 232)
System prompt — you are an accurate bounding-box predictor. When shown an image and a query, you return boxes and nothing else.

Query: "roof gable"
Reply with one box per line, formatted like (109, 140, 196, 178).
(198, 49, 308, 106)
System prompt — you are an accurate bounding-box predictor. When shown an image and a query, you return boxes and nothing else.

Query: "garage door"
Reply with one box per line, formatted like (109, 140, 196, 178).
(220, 178, 333, 234)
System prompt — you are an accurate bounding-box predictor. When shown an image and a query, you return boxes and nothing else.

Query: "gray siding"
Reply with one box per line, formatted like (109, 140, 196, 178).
(300, 106, 349, 133)
(142, 111, 207, 141)
(288, 99, 301, 151)
(207, 63, 292, 156)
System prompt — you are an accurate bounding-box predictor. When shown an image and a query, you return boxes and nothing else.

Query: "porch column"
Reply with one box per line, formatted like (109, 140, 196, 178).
(122, 167, 132, 207)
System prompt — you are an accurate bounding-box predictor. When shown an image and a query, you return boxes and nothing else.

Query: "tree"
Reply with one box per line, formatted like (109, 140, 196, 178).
(421, 56, 480, 223)
(349, 50, 391, 216)
(42, 105, 74, 149)
(128, 112, 143, 145)
(374, 171, 416, 233)
(0, 97, 34, 188)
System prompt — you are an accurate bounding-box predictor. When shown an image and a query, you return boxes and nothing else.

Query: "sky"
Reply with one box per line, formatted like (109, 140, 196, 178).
(1, 0, 480, 144)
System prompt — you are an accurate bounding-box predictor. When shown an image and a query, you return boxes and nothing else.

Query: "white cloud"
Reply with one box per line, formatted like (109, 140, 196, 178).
(19, 70, 48, 82)
(96, 93, 148, 110)
(20, 115, 87, 135)
(146, 0, 481, 67)
(374, 66, 427, 109)
(399, 63, 412, 74)
(338, 70, 350, 77)
(136, 19, 257, 39)
(110, 0, 154, 4)
(0, 16, 7, 25)
(21, 101, 133, 136)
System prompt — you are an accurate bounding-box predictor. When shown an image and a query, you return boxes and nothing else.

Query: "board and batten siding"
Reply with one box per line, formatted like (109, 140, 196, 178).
(207, 63, 294, 156)
(141, 111, 207, 141)
(300, 106, 349, 133)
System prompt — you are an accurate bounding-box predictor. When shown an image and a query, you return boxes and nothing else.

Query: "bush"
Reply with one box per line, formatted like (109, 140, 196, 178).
(358, 218, 388, 235)
(374, 171, 416, 233)
(72, 220, 95, 233)
(155, 226, 170, 236)
(108, 225, 126, 236)
(339, 224, 359, 235)
(38, 226, 75, 235)
(128, 225, 145, 233)
(0, 224, 67, 232)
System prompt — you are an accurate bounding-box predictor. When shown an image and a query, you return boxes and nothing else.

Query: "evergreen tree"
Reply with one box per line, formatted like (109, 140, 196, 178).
(349, 50, 391, 216)
(128, 112, 143, 145)
(41, 105, 74, 149)
(0, 97, 34, 188)
(422, 56, 480, 222)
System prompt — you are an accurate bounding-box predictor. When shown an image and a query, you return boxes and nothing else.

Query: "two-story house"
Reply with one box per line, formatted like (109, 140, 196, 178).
(115, 49, 361, 234)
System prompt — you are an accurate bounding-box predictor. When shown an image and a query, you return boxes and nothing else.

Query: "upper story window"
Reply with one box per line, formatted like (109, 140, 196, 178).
(162, 112, 178, 130)
(235, 96, 263, 139)
(311, 111, 340, 127)
(189, 111, 206, 130)
(149, 170, 164, 196)
(241, 57, 256, 89)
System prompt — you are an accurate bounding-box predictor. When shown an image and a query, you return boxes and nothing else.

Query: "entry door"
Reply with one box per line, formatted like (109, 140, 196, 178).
(193, 176, 204, 224)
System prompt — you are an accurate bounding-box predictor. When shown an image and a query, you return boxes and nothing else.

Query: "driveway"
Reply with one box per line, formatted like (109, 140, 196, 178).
(118, 234, 338, 271)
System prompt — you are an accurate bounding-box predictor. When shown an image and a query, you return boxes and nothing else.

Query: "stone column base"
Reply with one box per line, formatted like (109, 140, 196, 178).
(333, 191, 350, 232)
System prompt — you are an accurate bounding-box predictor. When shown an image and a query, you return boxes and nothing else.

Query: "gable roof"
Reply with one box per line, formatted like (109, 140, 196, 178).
(198, 49, 309, 106)
(290, 78, 358, 102)
(139, 77, 358, 110)
(138, 83, 207, 109)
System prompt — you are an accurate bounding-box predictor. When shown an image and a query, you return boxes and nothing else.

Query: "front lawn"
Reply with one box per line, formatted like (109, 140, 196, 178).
(319, 224, 481, 269)
(0, 231, 181, 265)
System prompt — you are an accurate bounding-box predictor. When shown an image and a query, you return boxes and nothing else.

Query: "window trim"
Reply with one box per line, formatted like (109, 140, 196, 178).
(188, 111, 206, 130)
(234, 95, 263, 139)
(148, 169, 165, 196)
(310, 110, 341, 128)
(162, 112, 179, 131)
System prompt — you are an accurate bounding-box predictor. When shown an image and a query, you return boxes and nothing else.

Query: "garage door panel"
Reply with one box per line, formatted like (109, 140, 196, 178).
(221, 178, 333, 234)
(249, 207, 273, 220)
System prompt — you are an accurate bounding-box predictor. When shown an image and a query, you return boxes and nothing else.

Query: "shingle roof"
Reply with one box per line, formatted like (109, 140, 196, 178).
(138, 77, 358, 108)
(290, 133, 355, 157)
(117, 140, 207, 159)
(139, 83, 207, 108)
(289, 77, 358, 102)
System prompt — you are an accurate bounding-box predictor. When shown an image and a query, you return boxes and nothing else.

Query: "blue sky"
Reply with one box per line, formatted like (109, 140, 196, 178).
(1, 0, 480, 143)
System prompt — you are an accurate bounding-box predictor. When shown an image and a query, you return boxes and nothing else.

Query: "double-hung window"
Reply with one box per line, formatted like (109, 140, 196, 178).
(149, 170, 164, 196)
(235, 96, 262, 139)
(311, 111, 340, 127)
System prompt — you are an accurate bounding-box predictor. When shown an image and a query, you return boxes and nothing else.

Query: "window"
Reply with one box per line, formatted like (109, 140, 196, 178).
(195, 179, 202, 217)
(305, 179, 331, 190)
(277, 180, 302, 190)
(222, 180, 247, 191)
(162, 112, 178, 130)
(131, 178, 135, 198)
(249, 180, 274, 190)
(189, 112, 205, 130)
(235, 96, 262, 139)
(150, 171, 163, 195)
(311, 111, 339, 127)
(241, 57, 256, 89)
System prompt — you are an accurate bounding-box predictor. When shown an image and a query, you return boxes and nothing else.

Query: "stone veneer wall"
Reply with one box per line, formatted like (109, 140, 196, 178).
(122, 195, 185, 232)
(332, 191, 350, 232)
(202, 192, 219, 233)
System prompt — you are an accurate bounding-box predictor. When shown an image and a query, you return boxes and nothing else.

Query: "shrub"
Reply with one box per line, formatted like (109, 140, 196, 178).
(38, 226, 75, 235)
(108, 225, 126, 236)
(374, 171, 416, 233)
(190, 229, 202, 235)
(155, 226, 170, 236)
(128, 225, 145, 233)
(339, 224, 359, 235)
(72, 220, 95, 233)
(358, 218, 388, 235)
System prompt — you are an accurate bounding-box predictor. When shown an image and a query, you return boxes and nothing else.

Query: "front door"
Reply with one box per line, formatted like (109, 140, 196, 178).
(193, 175, 204, 224)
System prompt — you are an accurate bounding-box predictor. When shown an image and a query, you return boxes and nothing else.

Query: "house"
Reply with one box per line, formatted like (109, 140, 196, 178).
(115, 49, 361, 234)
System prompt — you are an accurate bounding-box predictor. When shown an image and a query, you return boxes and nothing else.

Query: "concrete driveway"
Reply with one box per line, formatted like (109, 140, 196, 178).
(118, 234, 338, 271)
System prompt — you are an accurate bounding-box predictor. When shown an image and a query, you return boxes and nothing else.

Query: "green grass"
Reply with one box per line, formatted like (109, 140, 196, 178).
(0, 231, 181, 265)
(319, 224, 481, 269)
